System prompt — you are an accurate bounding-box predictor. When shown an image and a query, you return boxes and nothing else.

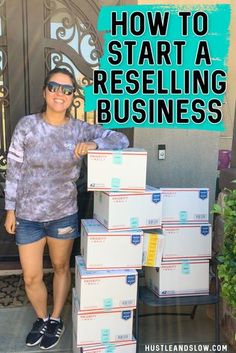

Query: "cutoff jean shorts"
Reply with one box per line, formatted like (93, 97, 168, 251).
(15, 213, 79, 245)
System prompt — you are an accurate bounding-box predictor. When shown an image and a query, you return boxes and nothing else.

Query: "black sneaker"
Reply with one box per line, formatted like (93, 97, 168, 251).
(26, 318, 48, 346)
(39, 319, 65, 350)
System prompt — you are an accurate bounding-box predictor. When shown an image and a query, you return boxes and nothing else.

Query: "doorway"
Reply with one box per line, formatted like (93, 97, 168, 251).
(0, 0, 132, 268)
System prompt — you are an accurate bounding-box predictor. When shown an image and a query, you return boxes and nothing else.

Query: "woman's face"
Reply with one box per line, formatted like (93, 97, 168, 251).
(44, 72, 74, 115)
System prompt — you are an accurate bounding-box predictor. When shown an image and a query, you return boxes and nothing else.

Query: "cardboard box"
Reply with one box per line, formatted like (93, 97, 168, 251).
(161, 188, 209, 224)
(73, 333, 136, 353)
(75, 256, 137, 311)
(72, 288, 133, 347)
(145, 260, 209, 297)
(80, 219, 143, 269)
(87, 148, 147, 192)
(162, 224, 212, 261)
(93, 186, 162, 231)
(142, 231, 165, 267)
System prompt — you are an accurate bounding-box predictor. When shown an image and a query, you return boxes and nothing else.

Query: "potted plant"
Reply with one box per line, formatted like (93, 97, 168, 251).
(212, 184, 236, 347)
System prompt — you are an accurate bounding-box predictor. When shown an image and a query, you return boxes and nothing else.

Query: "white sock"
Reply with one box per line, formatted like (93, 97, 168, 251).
(43, 316, 49, 322)
(50, 317, 61, 322)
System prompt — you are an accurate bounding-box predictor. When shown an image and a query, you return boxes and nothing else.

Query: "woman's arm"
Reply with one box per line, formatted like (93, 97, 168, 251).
(4, 118, 26, 232)
(4, 210, 16, 234)
(74, 120, 129, 157)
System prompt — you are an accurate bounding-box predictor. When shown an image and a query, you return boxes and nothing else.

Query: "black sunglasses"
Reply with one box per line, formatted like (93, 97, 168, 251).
(47, 81, 75, 96)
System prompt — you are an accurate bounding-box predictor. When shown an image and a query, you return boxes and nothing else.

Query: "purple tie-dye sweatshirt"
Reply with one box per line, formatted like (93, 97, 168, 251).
(5, 114, 129, 222)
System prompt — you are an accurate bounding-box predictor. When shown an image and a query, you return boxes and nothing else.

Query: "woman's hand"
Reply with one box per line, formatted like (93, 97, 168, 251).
(74, 141, 97, 158)
(4, 210, 16, 234)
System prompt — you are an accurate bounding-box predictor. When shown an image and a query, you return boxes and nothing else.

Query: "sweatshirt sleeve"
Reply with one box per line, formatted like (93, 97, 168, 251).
(78, 120, 129, 150)
(5, 119, 26, 210)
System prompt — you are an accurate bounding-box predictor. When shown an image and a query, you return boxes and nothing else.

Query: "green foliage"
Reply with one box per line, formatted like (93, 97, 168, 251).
(212, 185, 236, 312)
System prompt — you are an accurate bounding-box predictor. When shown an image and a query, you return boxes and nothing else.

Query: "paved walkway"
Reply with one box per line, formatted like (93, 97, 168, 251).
(0, 302, 235, 353)
(0, 305, 72, 353)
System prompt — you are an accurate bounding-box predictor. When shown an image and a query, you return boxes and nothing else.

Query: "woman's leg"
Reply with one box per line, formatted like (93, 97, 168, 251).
(46, 237, 74, 318)
(18, 237, 47, 318)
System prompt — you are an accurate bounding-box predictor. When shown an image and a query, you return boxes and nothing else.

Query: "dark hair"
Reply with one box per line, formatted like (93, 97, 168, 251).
(41, 67, 77, 116)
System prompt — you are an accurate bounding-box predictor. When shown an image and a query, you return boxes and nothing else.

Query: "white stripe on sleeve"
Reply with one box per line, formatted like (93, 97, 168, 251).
(9, 146, 24, 158)
(7, 153, 23, 163)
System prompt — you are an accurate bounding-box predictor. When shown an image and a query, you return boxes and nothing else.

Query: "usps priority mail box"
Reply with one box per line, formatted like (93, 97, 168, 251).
(145, 260, 209, 297)
(72, 288, 133, 347)
(75, 256, 137, 311)
(80, 219, 143, 269)
(87, 148, 147, 192)
(93, 186, 162, 231)
(73, 334, 136, 353)
(161, 188, 209, 224)
(162, 224, 212, 261)
(142, 231, 165, 268)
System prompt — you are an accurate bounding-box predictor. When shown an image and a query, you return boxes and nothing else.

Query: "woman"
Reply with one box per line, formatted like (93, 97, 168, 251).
(4, 67, 129, 350)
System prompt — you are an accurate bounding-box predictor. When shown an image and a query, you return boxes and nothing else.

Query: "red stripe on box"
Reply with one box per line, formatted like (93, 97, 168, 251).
(82, 341, 136, 351)
(78, 305, 136, 312)
(163, 255, 211, 260)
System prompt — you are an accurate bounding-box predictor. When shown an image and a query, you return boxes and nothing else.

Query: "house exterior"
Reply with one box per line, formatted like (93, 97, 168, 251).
(0, 0, 235, 267)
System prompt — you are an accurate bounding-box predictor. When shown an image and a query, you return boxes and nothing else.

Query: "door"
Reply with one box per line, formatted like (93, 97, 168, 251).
(0, 0, 133, 267)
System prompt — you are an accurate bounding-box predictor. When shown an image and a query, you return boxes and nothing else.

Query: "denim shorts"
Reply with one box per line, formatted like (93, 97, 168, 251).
(15, 213, 79, 245)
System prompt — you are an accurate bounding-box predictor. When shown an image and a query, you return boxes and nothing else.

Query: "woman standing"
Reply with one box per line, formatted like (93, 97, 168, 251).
(4, 67, 129, 350)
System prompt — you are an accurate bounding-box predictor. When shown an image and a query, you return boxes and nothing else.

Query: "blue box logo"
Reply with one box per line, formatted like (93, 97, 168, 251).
(152, 193, 161, 203)
(199, 190, 208, 200)
(131, 234, 141, 245)
(126, 275, 136, 285)
(201, 226, 209, 236)
(122, 310, 131, 320)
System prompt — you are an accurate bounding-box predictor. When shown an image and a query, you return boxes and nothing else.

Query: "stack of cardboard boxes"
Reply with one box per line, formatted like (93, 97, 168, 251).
(145, 188, 212, 297)
(72, 148, 213, 352)
(73, 148, 163, 353)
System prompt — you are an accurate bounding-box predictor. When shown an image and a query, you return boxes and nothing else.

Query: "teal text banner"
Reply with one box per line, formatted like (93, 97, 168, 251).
(84, 4, 231, 131)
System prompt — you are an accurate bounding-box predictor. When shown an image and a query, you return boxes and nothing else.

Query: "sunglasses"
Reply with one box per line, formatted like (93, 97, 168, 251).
(47, 81, 75, 95)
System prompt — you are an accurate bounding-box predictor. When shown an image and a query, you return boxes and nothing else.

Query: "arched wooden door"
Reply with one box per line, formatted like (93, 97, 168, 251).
(0, 0, 133, 267)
